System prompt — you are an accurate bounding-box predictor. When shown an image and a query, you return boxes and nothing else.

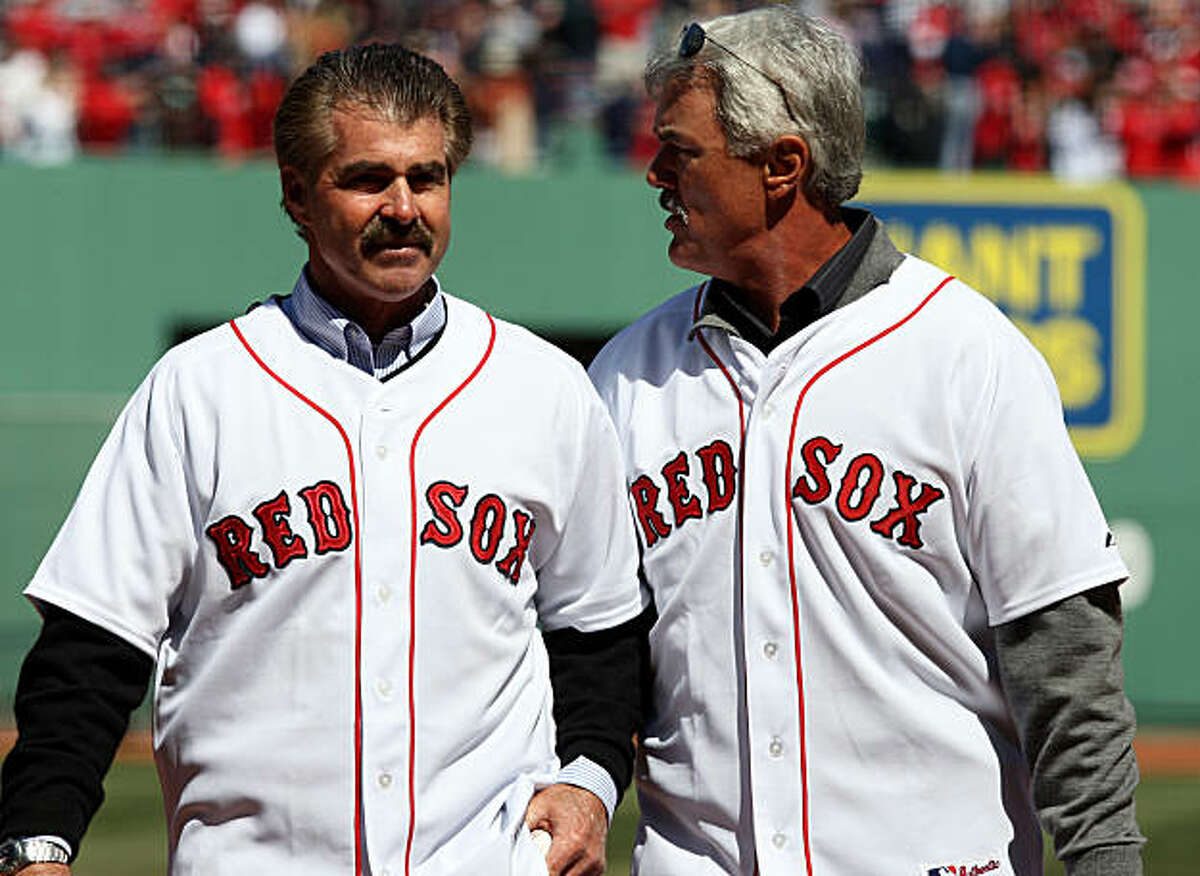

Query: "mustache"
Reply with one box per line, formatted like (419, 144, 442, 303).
(360, 215, 434, 255)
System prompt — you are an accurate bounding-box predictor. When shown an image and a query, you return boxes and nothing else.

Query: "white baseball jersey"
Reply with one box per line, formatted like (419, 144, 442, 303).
(27, 290, 644, 876)
(588, 255, 1128, 876)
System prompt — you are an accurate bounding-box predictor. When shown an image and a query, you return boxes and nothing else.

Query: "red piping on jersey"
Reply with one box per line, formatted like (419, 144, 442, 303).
(692, 284, 746, 439)
(229, 319, 367, 876)
(404, 313, 497, 875)
(782, 274, 953, 875)
(693, 283, 760, 869)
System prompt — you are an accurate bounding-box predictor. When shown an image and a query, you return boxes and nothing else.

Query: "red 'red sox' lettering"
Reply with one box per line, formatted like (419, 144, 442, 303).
(792, 436, 843, 503)
(298, 480, 353, 553)
(628, 436, 945, 552)
(419, 481, 537, 584)
(793, 436, 945, 548)
(206, 479, 352, 589)
(629, 439, 739, 546)
(419, 481, 468, 547)
(696, 439, 737, 512)
(253, 490, 308, 567)
(206, 515, 271, 589)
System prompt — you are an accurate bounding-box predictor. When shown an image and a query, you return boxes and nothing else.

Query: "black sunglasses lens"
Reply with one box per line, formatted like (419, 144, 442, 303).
(680, 23, 706, 58)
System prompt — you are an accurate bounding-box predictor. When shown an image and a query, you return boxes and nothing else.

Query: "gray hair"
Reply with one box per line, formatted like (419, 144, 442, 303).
(274, 43, 472, 224)
(645, 5, 863, 211)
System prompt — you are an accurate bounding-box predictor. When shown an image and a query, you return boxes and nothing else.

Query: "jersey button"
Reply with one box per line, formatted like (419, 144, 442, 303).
(377, 584, 392, 603)
(378, 771, 393, 789)
(375, 444, 389, 460)
(768, 737, 784, 758)
(375, 678, 393, 700)
(758, 550, 774, 567)
(762, 641, 778, 660)
(772, 832, 787, 849)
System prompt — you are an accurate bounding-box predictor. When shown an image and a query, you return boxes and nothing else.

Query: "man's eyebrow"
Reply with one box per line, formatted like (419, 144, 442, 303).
(653, 124, 684, 143)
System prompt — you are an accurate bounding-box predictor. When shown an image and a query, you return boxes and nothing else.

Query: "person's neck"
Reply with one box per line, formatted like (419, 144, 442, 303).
(306, 268, 434, 345)
(344, 286, 434, 345)
(720, 212, 852, 332)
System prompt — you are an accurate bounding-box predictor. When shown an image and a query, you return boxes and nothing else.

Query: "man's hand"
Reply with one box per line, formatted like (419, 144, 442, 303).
(17, 866, 70, 875)
(524, 783, 608, 876)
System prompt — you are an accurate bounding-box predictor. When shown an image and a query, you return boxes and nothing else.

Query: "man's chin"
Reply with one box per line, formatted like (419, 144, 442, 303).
(666, 239, 705, 275)
(372, 266, 437, 298)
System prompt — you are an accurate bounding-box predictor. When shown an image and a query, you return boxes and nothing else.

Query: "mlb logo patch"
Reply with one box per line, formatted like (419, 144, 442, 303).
(926, 860, 1001, 876)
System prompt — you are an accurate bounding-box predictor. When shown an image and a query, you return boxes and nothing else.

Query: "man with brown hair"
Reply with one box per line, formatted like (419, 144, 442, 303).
(0, 43, 646, 876)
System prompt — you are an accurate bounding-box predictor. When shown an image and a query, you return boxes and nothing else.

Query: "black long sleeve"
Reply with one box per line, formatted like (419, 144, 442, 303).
(0, 604, 154, 853)
(543, 604, 654, 804)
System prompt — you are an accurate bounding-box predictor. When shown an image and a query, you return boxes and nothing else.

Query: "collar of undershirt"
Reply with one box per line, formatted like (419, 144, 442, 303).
(284, 266, 447, 376)
(690, 207, 904, 354)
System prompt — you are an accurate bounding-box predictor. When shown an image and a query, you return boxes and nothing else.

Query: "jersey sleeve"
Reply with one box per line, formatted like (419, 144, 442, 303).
(963, 319, 1128, 625)
(25, 359, 198, 658)
(531, 369, 646, 633)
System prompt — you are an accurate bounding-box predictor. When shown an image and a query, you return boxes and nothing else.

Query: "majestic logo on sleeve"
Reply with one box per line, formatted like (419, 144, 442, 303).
(205, 479, 353, 589)
(419, 481, 536, 584)
(793, 435, 945, 549)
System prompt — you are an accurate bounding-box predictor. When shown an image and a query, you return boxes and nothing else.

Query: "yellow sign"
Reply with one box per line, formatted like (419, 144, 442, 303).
(858, 174, 1146, 459)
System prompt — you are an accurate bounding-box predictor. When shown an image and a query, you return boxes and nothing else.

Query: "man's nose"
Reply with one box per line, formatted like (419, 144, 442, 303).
(381, 180, 417, 222)
(646, 152, 672, 190)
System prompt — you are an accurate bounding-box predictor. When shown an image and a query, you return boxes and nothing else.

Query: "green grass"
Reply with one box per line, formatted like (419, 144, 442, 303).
(73, 763, 166, 876)
(74, 764, 1198, 874)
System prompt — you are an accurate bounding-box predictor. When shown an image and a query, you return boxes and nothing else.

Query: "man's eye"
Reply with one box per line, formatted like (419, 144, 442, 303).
(348, 175, 390, 192)
(661, 143, 694, 162)
(409, 172, 445, 191)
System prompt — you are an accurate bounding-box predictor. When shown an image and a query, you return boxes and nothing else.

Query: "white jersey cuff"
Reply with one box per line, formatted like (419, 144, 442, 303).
(555, 756, 618, 821)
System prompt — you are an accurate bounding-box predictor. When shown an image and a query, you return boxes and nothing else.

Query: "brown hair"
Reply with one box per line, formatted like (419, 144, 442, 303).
(274, 43, 473, 228)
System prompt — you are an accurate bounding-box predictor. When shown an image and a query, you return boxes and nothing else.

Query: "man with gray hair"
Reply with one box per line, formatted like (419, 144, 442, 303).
(0, 43, 647, 875)
(588, 5, 1143, 874)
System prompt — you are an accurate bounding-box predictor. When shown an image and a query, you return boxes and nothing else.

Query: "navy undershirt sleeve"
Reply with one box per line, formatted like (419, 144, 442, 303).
(0, 604, 153, 854)
(543, 604, 655, 805)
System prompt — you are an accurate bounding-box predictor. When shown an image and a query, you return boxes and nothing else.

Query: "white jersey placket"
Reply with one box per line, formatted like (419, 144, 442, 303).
(734, 332, 813, 875)
(699, 318, 813, 875)
(357, 383, 419, 876)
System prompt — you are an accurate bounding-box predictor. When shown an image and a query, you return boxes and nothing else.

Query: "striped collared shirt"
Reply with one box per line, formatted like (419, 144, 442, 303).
(280, 268, 447, 381)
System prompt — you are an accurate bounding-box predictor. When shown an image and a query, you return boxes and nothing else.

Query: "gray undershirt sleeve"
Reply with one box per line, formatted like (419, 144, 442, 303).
(994, 583, 1145, 876)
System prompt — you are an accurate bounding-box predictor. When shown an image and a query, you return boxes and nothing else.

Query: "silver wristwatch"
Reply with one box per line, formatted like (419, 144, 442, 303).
(0, 837, 70, 873)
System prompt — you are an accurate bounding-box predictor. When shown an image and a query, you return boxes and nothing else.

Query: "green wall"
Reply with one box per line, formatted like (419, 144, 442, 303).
(0, 159, 1195, 722)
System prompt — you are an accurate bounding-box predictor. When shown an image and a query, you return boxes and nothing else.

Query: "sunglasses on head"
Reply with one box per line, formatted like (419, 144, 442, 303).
(677, 22, 801, 129)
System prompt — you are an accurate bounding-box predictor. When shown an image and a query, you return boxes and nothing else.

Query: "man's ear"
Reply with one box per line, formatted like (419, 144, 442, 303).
(280, 166, 311, 229)
(763, 135, 809, 199)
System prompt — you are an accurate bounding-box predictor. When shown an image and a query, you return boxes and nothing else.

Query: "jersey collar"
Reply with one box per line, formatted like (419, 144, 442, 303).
(690, 207, 903, 353)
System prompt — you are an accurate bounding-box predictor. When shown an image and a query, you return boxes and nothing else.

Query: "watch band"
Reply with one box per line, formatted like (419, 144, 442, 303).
(0, 836, 71, 873)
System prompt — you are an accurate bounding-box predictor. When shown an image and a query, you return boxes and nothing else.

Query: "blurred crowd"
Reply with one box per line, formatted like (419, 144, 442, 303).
(1, 0, 1198, 181)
